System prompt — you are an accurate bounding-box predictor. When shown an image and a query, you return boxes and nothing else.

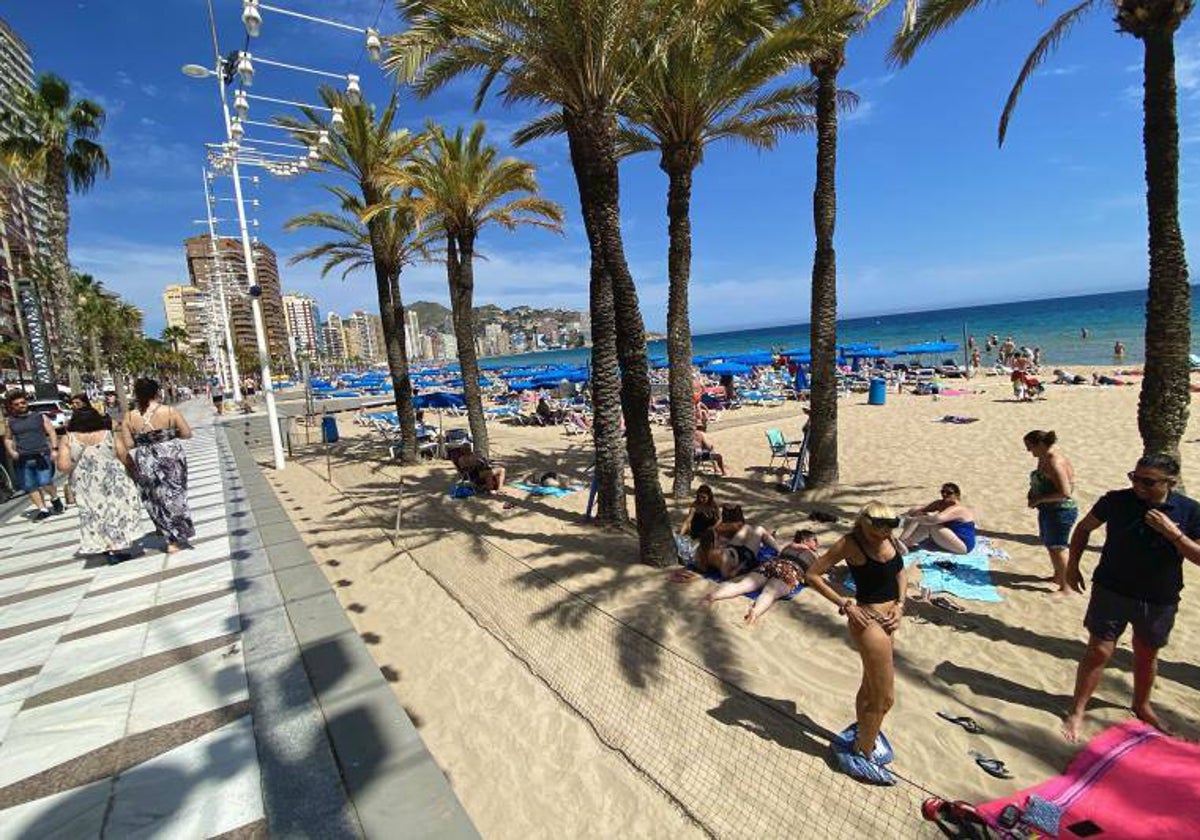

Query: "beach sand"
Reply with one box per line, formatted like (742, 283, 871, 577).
(264, 366, 1200, 838)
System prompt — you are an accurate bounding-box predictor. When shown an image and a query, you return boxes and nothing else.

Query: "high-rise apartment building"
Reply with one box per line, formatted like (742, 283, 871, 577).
(0, 17, 51, 363)
(323, 312, 345, 361)
(343, 310, 385, 363)
(183, 235, 289, 360)
(282, 293, 320, 357)
(162, 284, 210, 348)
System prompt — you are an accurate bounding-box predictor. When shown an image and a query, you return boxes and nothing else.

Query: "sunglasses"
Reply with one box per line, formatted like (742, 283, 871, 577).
(940, 490, 956, 497)
(1128, 472, 1172, 488)
(867, 516, 900, 529)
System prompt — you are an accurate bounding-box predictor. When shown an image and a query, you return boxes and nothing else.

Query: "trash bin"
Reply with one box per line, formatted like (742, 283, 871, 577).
(321, 415, 339, 443)
(868, 377, 887, 406)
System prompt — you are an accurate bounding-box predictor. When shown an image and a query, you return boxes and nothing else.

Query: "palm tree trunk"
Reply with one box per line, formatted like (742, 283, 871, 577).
(567, 108, 674, 566)
(1137, 28, 1191, 463)
(807, 58, 843, 488)
(448, 232, 490, 457)
(663, 148, 699, 500)
(567, 114, 627, 524)
(383, 270, 420, 464)
(43, 151, 82, 392)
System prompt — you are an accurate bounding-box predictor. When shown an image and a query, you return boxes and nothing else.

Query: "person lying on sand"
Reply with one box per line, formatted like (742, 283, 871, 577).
(899, 483, 977, 554)
(684, 505, 780, 581)
(700, 530, 818, 624)
(1092, 373, 1133, 386)
(806, 503, 908, 785)
(1062, 454, 1200, 743)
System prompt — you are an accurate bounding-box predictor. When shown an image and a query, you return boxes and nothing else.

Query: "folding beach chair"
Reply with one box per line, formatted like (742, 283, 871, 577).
(765, 429, 803, 470)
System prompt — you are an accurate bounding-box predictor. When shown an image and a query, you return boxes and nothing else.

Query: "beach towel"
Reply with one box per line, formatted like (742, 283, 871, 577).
(977, 720, 1200, 838)
(903, 537, 1007, 603)
(510, 481, 577, 497)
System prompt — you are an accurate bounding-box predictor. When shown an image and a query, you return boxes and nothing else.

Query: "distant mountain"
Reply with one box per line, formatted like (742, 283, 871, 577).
(407, 300, 584, 331)
(409, 301, 451, 331)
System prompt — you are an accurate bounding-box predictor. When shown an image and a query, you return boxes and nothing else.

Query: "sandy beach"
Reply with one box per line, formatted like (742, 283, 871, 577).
(259, 366, 1200, 837)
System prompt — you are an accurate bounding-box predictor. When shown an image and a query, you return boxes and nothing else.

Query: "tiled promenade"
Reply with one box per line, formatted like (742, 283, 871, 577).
(0, 405, 474, 838)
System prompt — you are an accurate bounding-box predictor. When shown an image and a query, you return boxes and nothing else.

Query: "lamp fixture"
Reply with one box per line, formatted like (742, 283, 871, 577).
(236, 52, 255, 87)
(330, 106, 345, 131)
(230, 119, 245, 141)
(317, 130, 330, 150)
(234, 91, 250, 119)
(242, 0, 262, 37)
(345, 74, 360, 100)
(366, 28, 381, 62)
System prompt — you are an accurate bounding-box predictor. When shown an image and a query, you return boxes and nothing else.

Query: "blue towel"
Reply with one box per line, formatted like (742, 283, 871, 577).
(903, 537, 1007, 603)
(510, 482, 577, 497)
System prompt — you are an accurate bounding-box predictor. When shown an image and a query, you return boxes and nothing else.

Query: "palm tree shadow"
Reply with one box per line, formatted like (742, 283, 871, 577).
(707, 691, 835, 765)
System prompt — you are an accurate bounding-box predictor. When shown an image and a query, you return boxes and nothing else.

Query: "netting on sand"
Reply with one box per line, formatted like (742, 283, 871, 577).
(257, 423, 939, 838)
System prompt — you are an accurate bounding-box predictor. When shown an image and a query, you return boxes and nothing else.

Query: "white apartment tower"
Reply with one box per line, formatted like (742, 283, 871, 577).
(282, 293, 320, 357)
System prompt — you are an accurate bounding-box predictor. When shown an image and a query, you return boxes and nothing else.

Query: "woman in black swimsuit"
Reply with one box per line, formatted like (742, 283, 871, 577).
(679, 485, 719, 540)
(806, 502, 908, 786)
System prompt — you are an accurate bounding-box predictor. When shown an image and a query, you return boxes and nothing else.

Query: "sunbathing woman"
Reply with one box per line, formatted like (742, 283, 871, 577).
(695, 505, 780, 579)
(899, 483, 977, 554)
(701, 530, 818, 624)
(806, 502, 908, 785)
(679, 484, 720, 540)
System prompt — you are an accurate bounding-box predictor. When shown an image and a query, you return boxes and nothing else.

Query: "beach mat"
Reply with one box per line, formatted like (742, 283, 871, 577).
(510, 482, 578, 497)
(903, 537, 1007, 603)
(976, 720, 1200, 838)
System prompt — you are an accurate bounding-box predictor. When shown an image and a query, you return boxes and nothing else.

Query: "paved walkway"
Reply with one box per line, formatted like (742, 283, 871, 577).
(0, 405, 474, 838)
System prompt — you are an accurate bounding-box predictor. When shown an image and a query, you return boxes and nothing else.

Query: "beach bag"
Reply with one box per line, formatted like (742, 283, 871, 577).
(673, 534, 697, 566)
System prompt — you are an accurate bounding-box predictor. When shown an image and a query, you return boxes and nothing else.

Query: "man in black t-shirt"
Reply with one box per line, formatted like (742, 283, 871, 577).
(1062, 453, 1200, 742)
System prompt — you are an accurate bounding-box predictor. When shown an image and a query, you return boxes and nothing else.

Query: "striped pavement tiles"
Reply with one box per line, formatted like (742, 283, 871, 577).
(0, 423, 268, 838)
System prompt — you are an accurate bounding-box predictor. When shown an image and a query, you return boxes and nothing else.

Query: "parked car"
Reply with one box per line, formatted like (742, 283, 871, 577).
(28, 400, 72, 431)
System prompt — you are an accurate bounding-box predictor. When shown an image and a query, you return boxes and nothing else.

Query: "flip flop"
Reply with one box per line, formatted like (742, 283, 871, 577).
(931, 596, 966, 613)
(937, 711, 985, 734)
(831, 744, 897, 786)
(833, 722, 895, 765)
(970, 751, 1013, 779)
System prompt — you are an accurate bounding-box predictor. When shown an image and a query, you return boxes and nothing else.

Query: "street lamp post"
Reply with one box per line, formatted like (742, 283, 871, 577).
(201, 169, 243, 403)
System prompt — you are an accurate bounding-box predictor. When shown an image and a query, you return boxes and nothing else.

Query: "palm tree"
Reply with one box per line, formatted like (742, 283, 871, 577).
(72, 272, 108, 382)
(277, 90, 427, 464)
(615, 1, 826, 498)
(782, 0, 884, 489)
(286, 184, 432, 417)
(0, 73, 110, 390)
(893, 0, 1194, 464)
(387, 0, 708, 565)
(161, 325, 190, 354)
(393, 121, 563, 459)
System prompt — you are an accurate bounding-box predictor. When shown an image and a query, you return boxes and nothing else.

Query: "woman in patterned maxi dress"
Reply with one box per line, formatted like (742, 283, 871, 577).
(122, 378, 195, 553)
(55, 406, 144, 563)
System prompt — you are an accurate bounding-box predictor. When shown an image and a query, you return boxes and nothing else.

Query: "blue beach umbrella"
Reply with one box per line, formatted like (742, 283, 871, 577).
(730, 351, 775, 366)
(702, 361, 753, 376)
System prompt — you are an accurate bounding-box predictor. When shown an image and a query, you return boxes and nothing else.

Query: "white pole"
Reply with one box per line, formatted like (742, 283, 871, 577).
(208, 5, 285, 470)
(202, 169, 243, 402)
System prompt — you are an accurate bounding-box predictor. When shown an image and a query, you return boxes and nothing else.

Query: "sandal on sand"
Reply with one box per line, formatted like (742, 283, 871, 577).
(937, 711, 985, 734)
(931, 596, 966, 613)
(831, 743, 896, 786)
(970, 751, 1013, 779)
(833, 723, 895, 765)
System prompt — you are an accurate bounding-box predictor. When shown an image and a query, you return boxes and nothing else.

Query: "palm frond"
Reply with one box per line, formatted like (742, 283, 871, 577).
(511, 111, 568, 146)
(997, 0, 1099, 146)
(891, 0, 1007, 65)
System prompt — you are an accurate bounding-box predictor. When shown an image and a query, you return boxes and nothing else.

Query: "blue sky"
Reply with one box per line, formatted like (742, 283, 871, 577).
(6, 1, 1199, 337)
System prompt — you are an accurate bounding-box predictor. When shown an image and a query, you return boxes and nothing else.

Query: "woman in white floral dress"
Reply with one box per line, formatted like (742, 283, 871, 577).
(55, 406, 144, 563)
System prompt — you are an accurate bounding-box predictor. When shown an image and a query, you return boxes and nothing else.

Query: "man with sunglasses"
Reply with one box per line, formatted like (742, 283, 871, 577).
(1062, 454, 1200, 742)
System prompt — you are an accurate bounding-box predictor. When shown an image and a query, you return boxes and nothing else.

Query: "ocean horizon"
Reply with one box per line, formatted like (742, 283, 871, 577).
(479, 285, 1199, 370)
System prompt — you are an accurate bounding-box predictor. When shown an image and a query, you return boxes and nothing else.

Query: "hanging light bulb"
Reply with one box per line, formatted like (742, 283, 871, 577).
(307, 145, 320, 161)
(317, 130, 330, 150)
(234, 91, 249, 119)
(298, 159, 309, 171)
(345, 74, 360, 100)
(242, 0, 262, 37)
(330, 106, 345, 132)
(365, 28, 382, 63)
(236, 52, 255, 87)
(230, 119, 245, 141)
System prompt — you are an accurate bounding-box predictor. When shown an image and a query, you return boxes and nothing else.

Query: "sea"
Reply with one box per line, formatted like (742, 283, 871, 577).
(481, 286, 1199, 370)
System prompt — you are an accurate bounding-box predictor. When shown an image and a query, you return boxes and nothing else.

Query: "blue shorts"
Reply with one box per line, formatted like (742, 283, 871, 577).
(1037, 504, 1077, 549)
(16, 454, 54, 493)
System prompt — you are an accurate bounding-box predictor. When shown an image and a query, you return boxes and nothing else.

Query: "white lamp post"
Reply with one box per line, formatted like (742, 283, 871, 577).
(201, 169, 243, 403)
